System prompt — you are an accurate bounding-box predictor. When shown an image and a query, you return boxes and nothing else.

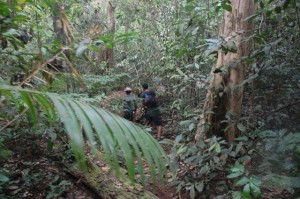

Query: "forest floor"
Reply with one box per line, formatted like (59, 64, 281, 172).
(0, 130, 294, 199)
(0, 125, 187, 199)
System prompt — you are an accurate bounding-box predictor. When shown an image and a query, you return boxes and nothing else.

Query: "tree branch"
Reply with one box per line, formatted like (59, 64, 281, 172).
(267, 99, 300, 116)
(19, 48, 70, 87)
(0, 107, 29, 131)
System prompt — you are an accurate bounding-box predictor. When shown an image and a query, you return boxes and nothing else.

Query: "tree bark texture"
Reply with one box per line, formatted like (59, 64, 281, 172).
(196, 0, 256, 141)
(52, 3, 73, 46)
(99, 1, 115, 68)
(106, 1, 115, 68)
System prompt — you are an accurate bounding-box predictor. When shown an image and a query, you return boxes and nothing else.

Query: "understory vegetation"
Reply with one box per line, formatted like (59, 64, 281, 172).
(0, 0, 299, 198)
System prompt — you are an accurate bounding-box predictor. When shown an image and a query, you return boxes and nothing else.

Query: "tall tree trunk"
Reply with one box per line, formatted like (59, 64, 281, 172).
(52, 2, 74, 92)
(52, 3, 73, 46)
(106, 1, 115, 68)
(196, 0, 256, 141)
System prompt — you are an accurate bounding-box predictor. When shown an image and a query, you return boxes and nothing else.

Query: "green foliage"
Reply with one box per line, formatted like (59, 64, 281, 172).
(83, 73, 129, 97)
(258, 130, 300, 176)
(0, 85, 170, 183)
(215, 0, 232, 12)
(168, 134, 252, 198)
(229, 163, 262, 199)
(0, 138, 11, 160)
(0, 168, 10, 197)
(76, 32, 138, 57)
(46, 175, 72, 199)
(0, 0, 299, 197)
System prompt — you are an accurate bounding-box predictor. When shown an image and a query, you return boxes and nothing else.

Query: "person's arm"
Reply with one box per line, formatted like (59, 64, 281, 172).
(142, 99, 149, 110)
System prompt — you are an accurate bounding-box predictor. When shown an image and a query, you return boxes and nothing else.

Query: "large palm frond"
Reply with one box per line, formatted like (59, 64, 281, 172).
(0, 85, 170, 183)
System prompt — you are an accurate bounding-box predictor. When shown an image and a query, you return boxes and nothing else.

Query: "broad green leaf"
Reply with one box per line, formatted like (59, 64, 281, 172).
(76, 45, 88, 57)
(234, 177, 249, 186)
(221, 4, 232, 12)
(20, 92, 38, 129)
(190, 185, 195, 199)
(2, 29, 19, 37)
(47, 94, 86, 169)
(209, 143, 216, 151)
(227, 172, 243, 179)
(232, 191, 242, 199)
(250, 182, 261, 198)
(195, 181, 204, 192)
(104, 108, 167, 183)
(231, 164, 245, 173)
(131, 122, 169, 182)
(185, 156, 197, 164)
(189, 123, 195, 131)
(33, 94, 56, 124)
(130, 124, 158, 183)
(113, 118, 146, 184)
(249, 177, 262, 187)
(69, 101, 96, 153)
(213, 156, 220, 163)
(237, 123, 246, 132)
(95, 108, 135, 182)
(80, 104, 119, 175)
(175, 134, 183, 143)
(177, 145, 187, 154)
(235, 142, 243, 154)
(215, 143, 221, 153)
(243, 184, 251, 199)
(102, 110, 166, 181)
(0, 175, 9, 182)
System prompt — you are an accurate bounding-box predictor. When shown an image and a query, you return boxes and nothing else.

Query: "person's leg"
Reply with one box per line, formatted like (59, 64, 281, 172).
(157, 125, 162, 139)
(153, 115, 163, 139)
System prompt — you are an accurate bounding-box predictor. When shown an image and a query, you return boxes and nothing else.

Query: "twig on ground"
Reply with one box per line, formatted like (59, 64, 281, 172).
(0, 107, 29, 131)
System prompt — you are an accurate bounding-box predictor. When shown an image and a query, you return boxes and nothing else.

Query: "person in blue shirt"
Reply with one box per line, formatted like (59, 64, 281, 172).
(143, 89, 163, 139)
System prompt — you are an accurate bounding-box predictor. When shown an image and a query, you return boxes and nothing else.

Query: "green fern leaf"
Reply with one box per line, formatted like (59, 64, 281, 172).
(20, 91, 38, 129)
(33, 93, 56, 124)
(48, 93, 86, 169)
(0, 84, 170, 183)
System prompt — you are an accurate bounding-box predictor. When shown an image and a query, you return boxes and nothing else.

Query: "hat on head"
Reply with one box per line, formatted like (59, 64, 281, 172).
(124, 87, 132, 91)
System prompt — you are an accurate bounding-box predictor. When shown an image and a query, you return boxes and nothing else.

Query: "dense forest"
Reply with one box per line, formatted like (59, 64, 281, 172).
(0, 0, 300, 198)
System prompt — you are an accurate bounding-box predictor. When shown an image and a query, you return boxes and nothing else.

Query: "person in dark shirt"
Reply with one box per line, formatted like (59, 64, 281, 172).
(139, 82, 149, 99)
(123, 87, 137, 121)
(143, 89, 163, 139)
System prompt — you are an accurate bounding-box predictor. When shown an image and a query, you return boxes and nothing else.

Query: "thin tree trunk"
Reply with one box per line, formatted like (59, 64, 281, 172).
(52, 2, 74, 92)
(52, 3, 72, 46)
(106, 1, 115, 68)
(196, 0, 256, 141)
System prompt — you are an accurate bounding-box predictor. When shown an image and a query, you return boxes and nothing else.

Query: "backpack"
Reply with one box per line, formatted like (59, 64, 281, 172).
(144, 93, 151, 103)
(123, 97, 136, 120)
(124, 100, 134, 113)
